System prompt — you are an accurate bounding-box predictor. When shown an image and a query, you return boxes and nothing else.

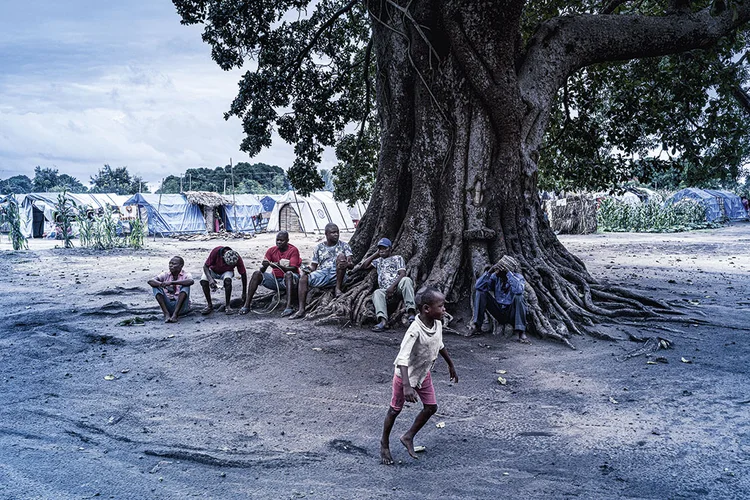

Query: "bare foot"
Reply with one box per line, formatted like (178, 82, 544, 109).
(289, 311, 306, 320)
(400, 435, 418, 459)
(334, 288, 343, 297)
(517, 332, 531, 344)
(200, 306, 213, 315)
(166, 316, 178, 323)
(225, 306, 237, 315)
(380, 443, 394, 465)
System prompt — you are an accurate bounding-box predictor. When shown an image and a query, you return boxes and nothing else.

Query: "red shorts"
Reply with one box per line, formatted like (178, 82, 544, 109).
(390, 371, 437, 411)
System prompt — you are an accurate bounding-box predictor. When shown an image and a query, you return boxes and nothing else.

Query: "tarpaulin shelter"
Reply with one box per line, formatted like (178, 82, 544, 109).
(665, 188, 724, 222)
(123, 193, 206, 236)
(266, 190, 355, 234)
(223, 194, 264, 233)
(19, 193, 129, 238)
(702, 189, 748, 221)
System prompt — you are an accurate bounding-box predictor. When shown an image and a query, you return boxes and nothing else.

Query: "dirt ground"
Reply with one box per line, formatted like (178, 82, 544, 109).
(1, 224, 749, 499)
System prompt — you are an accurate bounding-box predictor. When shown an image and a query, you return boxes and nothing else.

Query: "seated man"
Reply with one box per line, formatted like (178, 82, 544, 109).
(240, 231, 301, 315)
(200, 246, 248, 315)
(147, 256, 195, 323)
(359, 237, 416, 332)
(468, 255, 529, 343)
(289, 223, 352, 319)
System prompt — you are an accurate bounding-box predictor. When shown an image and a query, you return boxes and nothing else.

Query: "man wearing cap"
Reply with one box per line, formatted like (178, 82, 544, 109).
(358, 237, 416, 332)
(199, 246, 248, 315)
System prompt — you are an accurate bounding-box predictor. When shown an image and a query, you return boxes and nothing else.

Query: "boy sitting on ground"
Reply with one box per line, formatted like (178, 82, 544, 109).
(148, 256, 195, 323)
(358, 237, 416, 331)
(199, 246, 248, 315)
(380, 287, 458, 465)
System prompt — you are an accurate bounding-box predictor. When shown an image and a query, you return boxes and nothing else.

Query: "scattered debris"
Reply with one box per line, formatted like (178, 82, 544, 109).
(435, 422, 445, 429)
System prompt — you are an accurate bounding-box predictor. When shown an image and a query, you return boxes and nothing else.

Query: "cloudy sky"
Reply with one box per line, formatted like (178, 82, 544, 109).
(0, 1, 323, 191)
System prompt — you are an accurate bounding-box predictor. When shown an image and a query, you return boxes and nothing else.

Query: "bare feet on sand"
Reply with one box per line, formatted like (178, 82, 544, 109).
(380, 442, 394, 465)
(165, 316, 178, 323)
(400, 435, 418, 459)
(517, 332, 531, 344)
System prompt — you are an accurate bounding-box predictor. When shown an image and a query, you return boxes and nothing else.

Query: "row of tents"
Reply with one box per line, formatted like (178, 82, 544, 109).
(2, 191, 369, 238)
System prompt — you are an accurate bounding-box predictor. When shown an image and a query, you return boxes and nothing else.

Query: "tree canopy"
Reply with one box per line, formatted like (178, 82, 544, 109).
(30, 167, 88, 193)
(90, 165, 149, 195)
(156, 162, 290, 194)
(175, 0, 750, 203)
(0, 175, 33, 195)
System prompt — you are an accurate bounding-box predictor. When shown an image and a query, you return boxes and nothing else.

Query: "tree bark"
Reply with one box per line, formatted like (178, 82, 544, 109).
(309, 0, 750, 344)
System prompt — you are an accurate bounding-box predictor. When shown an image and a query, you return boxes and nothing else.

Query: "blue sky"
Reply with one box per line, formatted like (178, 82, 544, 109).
(0, 1, 317, 190)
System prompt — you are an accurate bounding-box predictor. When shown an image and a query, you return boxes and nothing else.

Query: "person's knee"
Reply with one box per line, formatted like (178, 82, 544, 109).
(251, 270, 263, 281)
(223, 277, 232, 287)
(423, 404, 438, 416)
(387, 406, 401, 417)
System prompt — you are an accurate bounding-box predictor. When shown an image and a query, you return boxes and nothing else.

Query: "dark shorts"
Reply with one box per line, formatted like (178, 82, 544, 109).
(152, 286, 191, 315)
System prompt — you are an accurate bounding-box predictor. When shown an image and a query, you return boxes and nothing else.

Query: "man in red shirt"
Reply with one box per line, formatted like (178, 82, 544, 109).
(200, 246, 248, 315)
(239, 231, 301, 315)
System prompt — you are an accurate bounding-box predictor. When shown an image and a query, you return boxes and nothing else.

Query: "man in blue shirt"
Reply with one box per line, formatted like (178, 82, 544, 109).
(468, 255, 529, 343)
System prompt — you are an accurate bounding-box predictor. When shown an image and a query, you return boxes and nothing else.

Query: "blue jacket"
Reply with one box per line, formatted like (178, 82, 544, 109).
(475, 271, 525, 306)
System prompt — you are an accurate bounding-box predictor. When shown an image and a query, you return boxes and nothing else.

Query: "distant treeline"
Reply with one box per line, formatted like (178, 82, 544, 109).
(156, 162, 290, 195)
(1, 162, 291, 196)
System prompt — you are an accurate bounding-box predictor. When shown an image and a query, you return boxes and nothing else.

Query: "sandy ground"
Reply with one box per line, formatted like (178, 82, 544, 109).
(1, 224, 749, 499)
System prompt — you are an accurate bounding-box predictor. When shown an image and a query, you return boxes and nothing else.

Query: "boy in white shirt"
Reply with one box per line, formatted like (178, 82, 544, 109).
(379, 287, 458, 465)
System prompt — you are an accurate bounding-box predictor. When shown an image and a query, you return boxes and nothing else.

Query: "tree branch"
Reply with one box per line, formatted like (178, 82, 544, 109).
(519, 4, 750, 150)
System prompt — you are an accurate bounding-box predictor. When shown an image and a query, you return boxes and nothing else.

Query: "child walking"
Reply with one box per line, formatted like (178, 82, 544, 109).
(380, 287, 458, 465)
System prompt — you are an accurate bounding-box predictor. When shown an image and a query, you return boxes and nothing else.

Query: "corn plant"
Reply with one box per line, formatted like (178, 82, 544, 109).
(55, 191, 75, 248)
(4, 198, 28, 250)
(598, 198, 716, 233)
(125, 217, 145, 249)
(76, 211, 94, 248)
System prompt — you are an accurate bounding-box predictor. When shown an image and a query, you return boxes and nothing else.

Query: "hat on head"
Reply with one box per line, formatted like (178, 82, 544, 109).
(223, 249, 239, 267)
(377, 237, 392, 248)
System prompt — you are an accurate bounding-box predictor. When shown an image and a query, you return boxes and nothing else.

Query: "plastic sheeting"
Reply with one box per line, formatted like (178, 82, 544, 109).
(702, 189, 748, 221)
(124, 193, 207, 236)
(223, 194, 263, 233)
(666, 188, 724, 222)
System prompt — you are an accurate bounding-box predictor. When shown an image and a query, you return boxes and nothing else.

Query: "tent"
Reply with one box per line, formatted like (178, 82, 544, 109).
(347, 199, 368, 226)
(702, 189, 748, 221)
(259, 195, 283, 214)
(665, 188, 724, 222)
(123, 193, 206, 236)
(18, 193, 129, 238)
(223, 194, 264, 233)
(266, 190, 356, 233)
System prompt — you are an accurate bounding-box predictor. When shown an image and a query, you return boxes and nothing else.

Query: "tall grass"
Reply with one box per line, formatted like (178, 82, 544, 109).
(597, 199, 717, 233)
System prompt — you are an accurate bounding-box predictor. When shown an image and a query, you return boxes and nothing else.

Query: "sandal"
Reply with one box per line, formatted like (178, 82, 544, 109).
(239, 307, 251, 315)
(371, 323, 387, 332)
(200, 306, 214, 315)
(280, 308, 295, 317)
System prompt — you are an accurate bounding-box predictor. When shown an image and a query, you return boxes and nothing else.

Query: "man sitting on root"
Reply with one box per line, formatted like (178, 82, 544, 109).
(359, 237, 417, 332)
(240, 231, 301, 315)
(148, 256, 194, 323)
(467, 255, 529, 343)
(289, 223, 352, 319)
(200, 246, 247, 315)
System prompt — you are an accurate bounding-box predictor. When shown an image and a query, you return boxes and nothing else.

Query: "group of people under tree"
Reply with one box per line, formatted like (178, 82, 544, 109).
(148, 222, 529, 339)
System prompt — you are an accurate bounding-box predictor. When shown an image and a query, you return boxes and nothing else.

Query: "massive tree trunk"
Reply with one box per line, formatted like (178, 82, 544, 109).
(308, 0, 750, 344)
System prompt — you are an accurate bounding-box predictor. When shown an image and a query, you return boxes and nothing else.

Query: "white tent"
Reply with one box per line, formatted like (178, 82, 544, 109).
(266, 191, 356, 233)
(20, 193, 129, 238)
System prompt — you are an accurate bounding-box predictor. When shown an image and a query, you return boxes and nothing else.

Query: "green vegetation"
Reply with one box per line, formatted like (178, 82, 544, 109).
(597, 198, 718, 233)
(157, 162, 290, 195)
(55, 191, 76, 248)
(90, 165, 150, 195)
(76, 209, 146, 250)
(2, 198, 29, 250)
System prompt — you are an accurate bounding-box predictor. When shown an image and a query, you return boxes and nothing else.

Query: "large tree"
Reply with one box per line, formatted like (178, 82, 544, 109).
(174, 0, 750, 342)
(90, 165, 149, 195)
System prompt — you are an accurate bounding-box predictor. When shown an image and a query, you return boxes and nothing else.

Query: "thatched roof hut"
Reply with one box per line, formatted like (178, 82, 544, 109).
(183, 191, 232, 207)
